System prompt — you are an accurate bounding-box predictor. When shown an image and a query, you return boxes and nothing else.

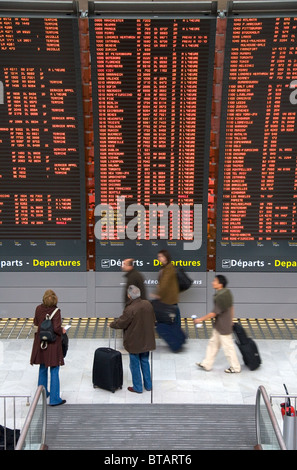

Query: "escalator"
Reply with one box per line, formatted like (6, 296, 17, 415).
(45, 402, 256, 450)
(16, 385, 290, 450)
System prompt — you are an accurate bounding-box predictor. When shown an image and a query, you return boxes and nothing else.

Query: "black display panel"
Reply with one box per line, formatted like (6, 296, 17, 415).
(0, 14, 86, 271)
(89, 16, 216, 271)
(216, 15, 297, 272)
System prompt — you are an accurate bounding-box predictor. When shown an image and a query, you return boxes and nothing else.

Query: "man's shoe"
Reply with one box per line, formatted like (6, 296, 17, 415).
(196, 362, 208, 371)
(224, 367, 240, 373)
(127, 387, 142, 394)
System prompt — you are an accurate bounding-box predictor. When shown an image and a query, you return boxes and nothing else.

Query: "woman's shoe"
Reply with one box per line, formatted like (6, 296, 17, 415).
(50, 399, 66, 406)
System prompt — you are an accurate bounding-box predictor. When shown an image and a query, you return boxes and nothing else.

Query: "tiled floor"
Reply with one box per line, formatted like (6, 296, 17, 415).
(1, 335, 297, 430)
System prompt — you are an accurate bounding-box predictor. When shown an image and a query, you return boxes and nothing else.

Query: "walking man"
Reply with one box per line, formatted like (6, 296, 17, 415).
(194, 275, 241, 373)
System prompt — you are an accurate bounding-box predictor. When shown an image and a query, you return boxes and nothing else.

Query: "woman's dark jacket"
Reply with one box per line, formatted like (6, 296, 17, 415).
(30, 304, 64, 367)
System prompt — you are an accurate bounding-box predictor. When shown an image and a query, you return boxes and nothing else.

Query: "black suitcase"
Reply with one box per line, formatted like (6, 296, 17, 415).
(233, 323, 261, 371)
(92, 331, 123, 392)
(156, 322, 186, 352)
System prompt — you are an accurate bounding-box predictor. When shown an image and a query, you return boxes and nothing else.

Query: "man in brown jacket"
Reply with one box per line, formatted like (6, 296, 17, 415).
(110, 285, 156, 393)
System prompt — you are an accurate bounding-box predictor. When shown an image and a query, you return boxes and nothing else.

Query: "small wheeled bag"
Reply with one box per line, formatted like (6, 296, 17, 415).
(92, 329, 123, 393)
(233, 322, 261, 371)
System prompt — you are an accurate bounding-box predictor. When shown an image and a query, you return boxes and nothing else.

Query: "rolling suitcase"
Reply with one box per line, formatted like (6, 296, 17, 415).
(233, 322, 261, 371)
(92, 329, 123, 392)
(156, 322, 186, 352)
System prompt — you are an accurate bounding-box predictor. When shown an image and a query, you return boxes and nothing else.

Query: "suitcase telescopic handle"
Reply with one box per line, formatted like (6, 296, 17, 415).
(108, 325, 117, 349)
(284, 384, 291, 407)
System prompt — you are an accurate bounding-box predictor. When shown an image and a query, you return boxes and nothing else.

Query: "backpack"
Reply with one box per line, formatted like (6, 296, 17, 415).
(40, 308, 58, 350)
(176, 268, 193, 292)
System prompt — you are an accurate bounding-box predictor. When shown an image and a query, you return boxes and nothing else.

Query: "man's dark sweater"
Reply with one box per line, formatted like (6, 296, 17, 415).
(124, 268, 146, 304)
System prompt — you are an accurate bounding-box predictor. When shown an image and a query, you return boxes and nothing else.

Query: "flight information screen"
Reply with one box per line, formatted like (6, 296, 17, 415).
(89, 16, 216, 271)
(216, 15, 297, 272)
(0, 15, 86, 271)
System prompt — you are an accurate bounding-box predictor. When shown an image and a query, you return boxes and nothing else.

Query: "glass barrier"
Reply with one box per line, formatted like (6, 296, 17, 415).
(15, 386, 47, 450)
(256, 386, 286, 450)
(0, 395, 30, 450)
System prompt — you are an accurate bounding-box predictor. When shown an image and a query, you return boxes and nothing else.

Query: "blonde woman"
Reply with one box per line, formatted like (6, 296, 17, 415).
(30, 290, 66, 406)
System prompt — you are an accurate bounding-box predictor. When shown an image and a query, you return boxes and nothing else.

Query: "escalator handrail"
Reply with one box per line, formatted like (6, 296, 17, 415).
(256, 385, 286, 450)
(15, 385, 47, 450)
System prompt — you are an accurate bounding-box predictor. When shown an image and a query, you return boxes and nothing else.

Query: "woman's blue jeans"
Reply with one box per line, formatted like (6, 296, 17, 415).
(129, 352, 152, 393)
(38, 364, 63, 405)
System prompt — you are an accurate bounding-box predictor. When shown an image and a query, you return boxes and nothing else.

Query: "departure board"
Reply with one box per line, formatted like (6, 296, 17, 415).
(216, 15, 297, 272)
(0, 14, 86, 271)
(89, 16, 216, 272)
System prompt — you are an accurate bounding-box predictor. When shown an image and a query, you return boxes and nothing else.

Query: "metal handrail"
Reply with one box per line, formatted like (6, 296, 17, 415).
(255, 385, 287, 450)
(15, 386, 47, 450)
(0, 394, 30, 450)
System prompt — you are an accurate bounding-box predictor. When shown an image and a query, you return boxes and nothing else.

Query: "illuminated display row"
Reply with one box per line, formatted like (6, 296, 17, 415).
(89, 17, 215, 271)
(90, 18, 213, 242)
(0, 14, 85, 271)
(216, 15, 297, 271)
(0, 17, 84, 239)
(218, 16, 297, 241)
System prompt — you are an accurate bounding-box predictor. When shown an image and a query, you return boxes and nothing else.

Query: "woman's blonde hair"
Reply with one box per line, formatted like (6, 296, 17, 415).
(42, 289, 58, 307)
